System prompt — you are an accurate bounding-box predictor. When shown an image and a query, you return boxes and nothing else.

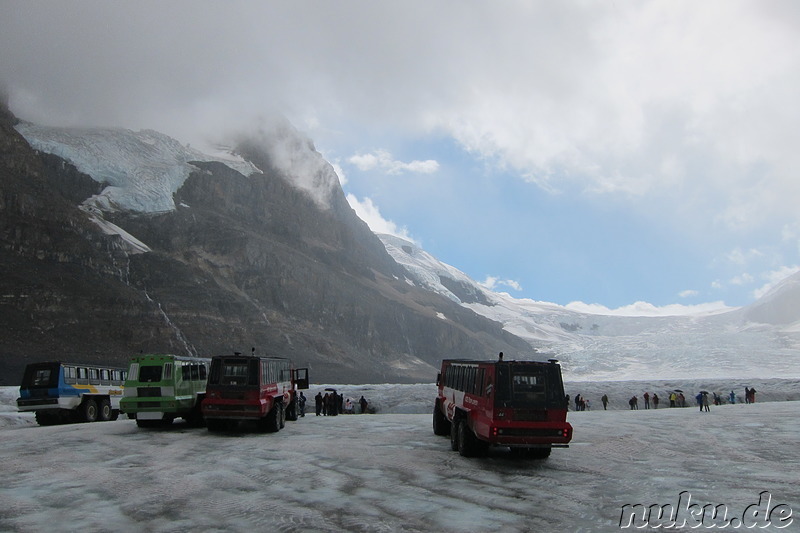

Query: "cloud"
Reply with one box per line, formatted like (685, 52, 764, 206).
(480, 276, 522, 292)
(345, 194, 414, 241)
(348, 150, 439, 175)
(730, 273, 755, 286)
(678, 289, 698, 299)
(725, 248, 764, 266)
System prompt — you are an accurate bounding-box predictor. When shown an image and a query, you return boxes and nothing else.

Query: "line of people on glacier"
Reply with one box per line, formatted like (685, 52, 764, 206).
(568, 386, 757, 411)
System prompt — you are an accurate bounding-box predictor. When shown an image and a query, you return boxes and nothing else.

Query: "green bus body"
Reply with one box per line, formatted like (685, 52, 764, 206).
(120, 354, 211, 428)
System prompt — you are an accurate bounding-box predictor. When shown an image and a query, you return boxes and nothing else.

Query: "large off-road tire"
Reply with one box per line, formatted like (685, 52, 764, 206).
(285, 396, 298, 422)
(35, 411, 59, 426)
(81, 399, 98, 423)
(457, 421, 480, 457)
(432, 403, 451, 436)
(184, 401, 205, 427)
(98, 399, 112, 421)
(206, 419, 227, 432)
(450, 419, 460, 451)
(261, 403, 282, 433)
(527, 447, 552, 460)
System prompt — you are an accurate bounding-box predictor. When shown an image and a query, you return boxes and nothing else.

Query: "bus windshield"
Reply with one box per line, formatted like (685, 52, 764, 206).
(21, 364, 60, 388)
(209, 358, 259, 386)
(495, 364, 565, 408)
(138, 366, 163, 383)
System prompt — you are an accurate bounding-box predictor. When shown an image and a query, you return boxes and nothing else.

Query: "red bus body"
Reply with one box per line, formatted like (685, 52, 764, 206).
(433, 358, 572, 458)
(201, 354, 309, 432)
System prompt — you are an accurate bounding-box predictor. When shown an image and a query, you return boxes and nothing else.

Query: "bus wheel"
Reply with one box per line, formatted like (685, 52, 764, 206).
(262, 405, 281, 433)
(98, 399, 112, 421)
(449, 420, 460, 451)
(35, 411, 58, 426)
(432, 404, 451, 436)
(206, 419, 225, 432)
(81, 399, 98, 423)
(285, 397, 298, 421)
(457, 421, 480, 457)
(527, 447, 552, 460)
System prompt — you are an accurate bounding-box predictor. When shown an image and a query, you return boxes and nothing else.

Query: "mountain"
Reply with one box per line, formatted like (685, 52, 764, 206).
(3, 99, 798, 386)
(381, 234, 800, 381)
(0, 103, 531, 385)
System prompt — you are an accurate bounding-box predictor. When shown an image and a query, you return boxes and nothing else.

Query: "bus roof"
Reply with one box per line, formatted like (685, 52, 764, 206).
(441, 358, 559, 365)
(128, 354, 211, 363)
(211, 354, 290, 361)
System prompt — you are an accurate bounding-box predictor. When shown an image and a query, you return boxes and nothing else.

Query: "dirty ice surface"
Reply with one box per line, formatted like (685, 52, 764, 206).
(0, 385, 798, 533)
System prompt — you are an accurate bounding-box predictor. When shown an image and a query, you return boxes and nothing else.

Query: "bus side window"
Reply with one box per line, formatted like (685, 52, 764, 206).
(64, 366, 76, 384)
(127, 363, 139, 382)
(190, 364, 199, 380)
(199, 364, 207, 380)
(100, 369, 110, 383)
(476, 368, 485, 396)
(89, 368, 100, 384)
(181, 363, 190, 381)
(165, 363, 174, 381)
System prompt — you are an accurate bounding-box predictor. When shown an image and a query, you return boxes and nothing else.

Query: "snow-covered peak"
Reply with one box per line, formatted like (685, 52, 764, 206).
(15, 123, 260, 213)
(234, 117, 341, 210)
(743, 270, 800, 325)
(379, 234, 482, 304)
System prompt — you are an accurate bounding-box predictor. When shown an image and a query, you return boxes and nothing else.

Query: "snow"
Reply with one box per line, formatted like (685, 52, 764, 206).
(1, 383, 798, 532)
(14, 123, 261, 214)
(379, 234, 800, 382)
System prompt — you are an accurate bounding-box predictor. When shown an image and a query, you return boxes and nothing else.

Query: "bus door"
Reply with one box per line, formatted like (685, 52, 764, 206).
(293, 368, 309, 390)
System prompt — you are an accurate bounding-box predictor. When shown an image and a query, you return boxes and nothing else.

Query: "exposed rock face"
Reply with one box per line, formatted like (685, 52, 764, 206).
(0, 103, 531, 385)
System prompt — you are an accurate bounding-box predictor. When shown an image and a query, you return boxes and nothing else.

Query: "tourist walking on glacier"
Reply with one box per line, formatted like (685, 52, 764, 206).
(643, 392, 650, 409)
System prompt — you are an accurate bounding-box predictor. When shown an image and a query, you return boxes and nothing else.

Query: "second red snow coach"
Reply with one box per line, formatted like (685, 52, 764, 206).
(433, 357, 572, 458)
(201, 352, 309, 432)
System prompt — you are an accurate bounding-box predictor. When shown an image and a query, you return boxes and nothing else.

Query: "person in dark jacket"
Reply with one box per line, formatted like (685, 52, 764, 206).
(315, 392, 323, 416)
(359, 395, 368, 414)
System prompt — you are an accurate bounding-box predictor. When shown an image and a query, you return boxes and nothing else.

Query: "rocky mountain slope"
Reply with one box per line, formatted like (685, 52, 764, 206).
(0, 103, 530, 385)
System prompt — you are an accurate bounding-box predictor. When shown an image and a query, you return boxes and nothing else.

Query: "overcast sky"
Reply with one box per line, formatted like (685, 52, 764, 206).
(2, 1, 799, 311)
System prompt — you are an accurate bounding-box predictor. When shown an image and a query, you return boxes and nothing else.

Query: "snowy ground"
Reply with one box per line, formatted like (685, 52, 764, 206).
(0, 384, 797, 532)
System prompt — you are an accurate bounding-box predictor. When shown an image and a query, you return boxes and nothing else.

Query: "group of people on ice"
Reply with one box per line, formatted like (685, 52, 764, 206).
(569, 387, 758, 411)
(314, 390, 370, 416)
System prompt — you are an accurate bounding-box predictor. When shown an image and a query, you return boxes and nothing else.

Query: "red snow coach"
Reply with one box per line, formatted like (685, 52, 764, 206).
(201, 351, 309, 432)
(433, 357, 572, 458)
